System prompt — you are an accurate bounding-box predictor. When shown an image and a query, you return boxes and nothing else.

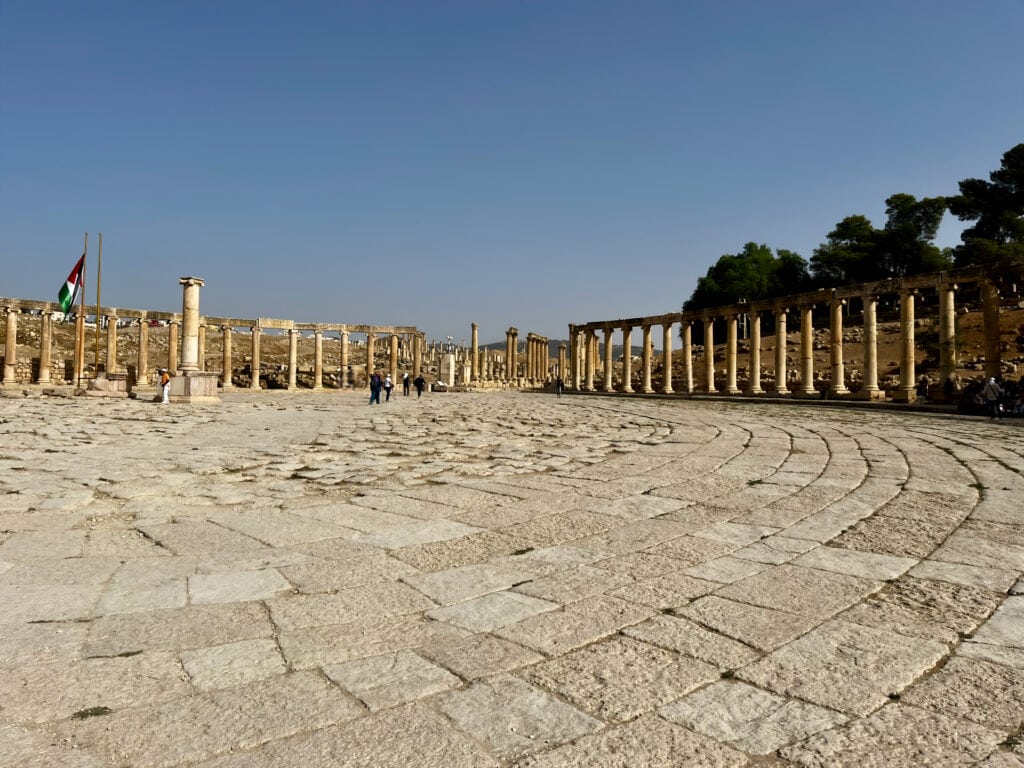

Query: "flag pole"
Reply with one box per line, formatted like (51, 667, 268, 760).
(77, 233, 88, 388)
(95, 232, 102, 376)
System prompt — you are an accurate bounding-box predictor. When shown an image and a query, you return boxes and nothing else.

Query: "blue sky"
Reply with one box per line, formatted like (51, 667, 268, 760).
(2, 1, 1022, 344)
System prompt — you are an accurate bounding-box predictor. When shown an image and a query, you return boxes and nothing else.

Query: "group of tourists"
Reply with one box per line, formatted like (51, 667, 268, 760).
(368, 370, 426, 404)
(957, 375, 1024, 419)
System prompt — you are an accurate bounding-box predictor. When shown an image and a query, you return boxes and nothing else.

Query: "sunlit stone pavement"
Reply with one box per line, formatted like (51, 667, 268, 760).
(1, 389, 1022, 767)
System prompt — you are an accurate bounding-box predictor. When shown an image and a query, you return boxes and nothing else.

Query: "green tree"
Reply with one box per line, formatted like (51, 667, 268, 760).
(875, 193, 950, 277)
(684, 243, 810, 312)
(948, 143, 1024, 275)
(809, 215, 877, 285)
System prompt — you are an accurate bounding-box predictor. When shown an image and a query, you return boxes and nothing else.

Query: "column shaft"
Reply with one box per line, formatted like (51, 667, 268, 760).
(982, 281, 1001, 378)
(682, 321, 693, 393)
(897, 291, 916, 401)
(704, 317, 716, 393)
(167, 321, 179, 373)
(221, 327, 233, 389)
(603, 328, 614, 392)
(287, 329, 298, 389)
(249, 328, 260, 389)
(862, 296, 879, 395)
(726, 314, 739, 394)
(38, 311, 53, 384)
(621, 327, 633, 393)
(137, 320, 149, 386)
(641, 325, 653, 393)
(471, 323, 479, 381)
(938, 284, 956, 387)
(105, 314, 118, 374)
(800, 306, 815, 395)
(313, 330, 324, 389)
(829, 300, 848, 395)
(774, 308, 789, 395)
(366, 333, 376, 379)
(2, 307, 17, 384)
(747, 312, 762, 394)
(661, 323, 674, 394)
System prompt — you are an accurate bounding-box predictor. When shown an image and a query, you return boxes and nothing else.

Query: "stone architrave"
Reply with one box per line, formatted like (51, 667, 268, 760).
(895, 290, 916, 402)
(249, 326, 261, 390)
(137, 319, 149, 388)
(725, 313, 739, 394)
(38, 311, 53, 384)
(621, 326, 633, 393)
(662, 322, 674, 394)
(168, 320, 180, 374)
(982, 281, 1001, 378)
(774, 307, 789, 396)
(105, 312, 118, 375)
(859, 295, 880, 399)
(829, 298, 849, 396)
(747, 311, 762, 395)
(221, 326, 233, 389)
(171, 277, 219, 403)
(2, 306, 17, 385)
(704, 316, 716, 394)
(682, 319, 693, 393)
(799, 305, 815, 396)
(313, 330, 324, 390)
(288, 329, 299, 390)
(641, 325, 653, 393)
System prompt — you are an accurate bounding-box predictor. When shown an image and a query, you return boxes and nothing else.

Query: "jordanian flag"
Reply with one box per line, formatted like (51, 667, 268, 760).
(58, 254, 85, 314)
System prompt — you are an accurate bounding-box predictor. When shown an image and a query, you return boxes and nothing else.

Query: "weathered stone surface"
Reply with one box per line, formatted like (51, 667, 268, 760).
(794, 546, 915, 580)
(959, 640, 1024, 670)
(623, 614, 761, 669)
(427, 590, 558, 632)
(210, 509, 354, 546)
(781, 703, 1004, 767)
(267, 579, 434, 630)
(495, 595, 654, 655)
(683, 555, 770, 584)
(715, 563, 882, 620)
(323, 650, 460, 710)
(189, 568, 292, 605)
(522, 634, 717, 722)
(280, 552, 418, 594)
(438, 675, 601, 759)
(403, 561, 534, 605)
(0, 621, 88, 668)
(0, 723, 106, 767)
(902, 656, 1024, 730)
(908, 559, 1019, 593)
(739, 620, 948, 716)
(932, 533, 1024, 572)
(354, 519, 482, 549)
(645, 534, 739, 566)
(181, 639, 286, 691)
(660, 679, 847, 754)
(606, 570, 717, 610)
(420, 633, 544, 680)
(680, 595, 821, 651)
(513, 563, 635, 604)
(831, 514, 953, 559)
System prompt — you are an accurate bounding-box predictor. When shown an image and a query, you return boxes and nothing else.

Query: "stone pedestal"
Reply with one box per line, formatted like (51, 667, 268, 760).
(86, 372, 129, 398)
(170, 370, 221, 404)
(439, 353, 456, 387)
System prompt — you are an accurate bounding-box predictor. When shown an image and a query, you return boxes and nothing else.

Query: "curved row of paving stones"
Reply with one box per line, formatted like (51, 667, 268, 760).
(0, 390, 1022, 767)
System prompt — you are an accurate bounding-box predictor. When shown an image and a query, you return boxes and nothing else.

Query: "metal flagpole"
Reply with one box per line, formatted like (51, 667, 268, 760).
(95, 232, 102, 375)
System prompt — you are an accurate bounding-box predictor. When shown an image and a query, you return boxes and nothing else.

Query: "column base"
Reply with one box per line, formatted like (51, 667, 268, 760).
(725, 387, 741, 395)
(773, 388, 789, 397)
(641, 386, 654, 394)
(661, 388, 674, 395)
(892, 389, 917, 403)
(853, 389, 886, 400)
(746, 388, 764, 396)
(828, 387, 850, 397)
(170, 371, 221, 404)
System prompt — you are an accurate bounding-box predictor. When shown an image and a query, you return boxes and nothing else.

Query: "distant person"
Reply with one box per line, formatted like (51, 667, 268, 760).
(983, 376, 1003, 419)
(402, 372, 410, 396)
(413, 375, 426, 398)
(384, 373, 393, 402)
(916, 376, 929, 403)
(555, 377, 564, 397)
(159, 368, 170, 404)
(943, 374, 956, 402)
(369, 372, 382, 405)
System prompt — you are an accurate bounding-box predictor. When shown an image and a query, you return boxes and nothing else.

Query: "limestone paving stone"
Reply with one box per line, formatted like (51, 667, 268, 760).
(96, 576, 188, 615)
(683, 555, 770, 584)
(266, 579, 435, 630)
(189, 568, 292, 605)
(645, 534, 739, 566)
(427, 590, 559, 632)
(501, 509, 622, 548)
(419, 633, 544, 680)
(738, 619, 948, 716)
(715, 563, 883, 620)
(972, 596, 1024, 649)
(589, 551, 690, 579)
(403, 560, 535, 605)
(521, 634, 719, 722)
(0, 581, 100, 624)
(390, 529, 527, 571)
(933, 533, 1024, 572)
(902, 656, 1024, 730)
(0, 529, 86, 561)
(512, 713, 747, 768)
(908, 559, 1019, 593)
(323, 650, 460, 710)
(0, 723, 107, 768)
(793, 546, 916, 581)
(780, 703, 1004, 767)
(573, 517, 694, 555)
(280, 552, 419, 594)
(439, 674, 602, 759)
(513, 564, 636, 604)
(623, 614, 762, 669)
(605, 570, 717, 610)
(660, 679, 848, 755)
(135, 520, 268, 555)
(285, 500, 421, 532)
(0, 621, 89, 668)
(353, 518, 482, 549)
(181, 638, 286, 691)
(830, 515, 958, 559)
(959, 640, 1024, 670)
(209, 508, 355, 546)
(680, 595, 821, 652)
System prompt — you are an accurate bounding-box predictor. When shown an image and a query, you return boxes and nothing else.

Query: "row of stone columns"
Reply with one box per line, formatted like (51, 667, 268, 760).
(570, 282, 1000, 399)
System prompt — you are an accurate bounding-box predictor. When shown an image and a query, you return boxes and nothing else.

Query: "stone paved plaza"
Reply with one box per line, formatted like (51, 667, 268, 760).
(1, 390, 1022, 767)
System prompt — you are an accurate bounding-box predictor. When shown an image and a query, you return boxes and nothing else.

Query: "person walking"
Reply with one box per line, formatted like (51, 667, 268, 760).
(402, 372, 411, 396)
(413, 374, 426, 398)
(384, 373, 393, 402)
(555, 376, 564, 397)
(983, 376, 1003, 419)
(369, 372, 382, 405)
(159, 368, 171, 404)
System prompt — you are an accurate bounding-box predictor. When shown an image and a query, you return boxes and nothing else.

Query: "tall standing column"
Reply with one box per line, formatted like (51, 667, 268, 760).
(3, 307, 17, 385)
(938, 283, 957, 390)
(982, 281, 1001, 379)
(313, 330, 324, 390)
(641, 325, 653, 393)
(725, 313, 739, 394)
(105, 313, 118, 375)
(413, 334, 422, 377)
(799, 305, 815, 395)
(621, 326, 633, 393)
(583, 329, 594, 390)
(198, 324, 207, 371)
(38, 311, 53, 384)
(389, 334, 399, 383)
(703, 316, 716, 393)
(504, 330, 513, 383)
(178, 277, 205, 372)
(661, 322, 674, 394)
(860, 295, 879, 397)
(167, 320, 180, 374)
(471, 323, 479, 382)
(366, 332, 376, 379)
(829, 299, 849, 396)
(249, 327, 260, 389)
(136, 319, 149, 387)
(682, 320, 693, 393)
(896, 290, 916, 401)
(340, 330, 350, 385)
(747, 312, 762, 394)
(558, 343, 567, 381)
(510, 329, 519, 382)
(568, 326, 578, 389)
(603, 327, 614, 392)
(221, 326, 233, 389)
(287, 328, 299, 389)
(774, 307, 789, 395)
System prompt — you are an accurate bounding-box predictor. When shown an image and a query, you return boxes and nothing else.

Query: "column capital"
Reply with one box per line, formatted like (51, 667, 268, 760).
(178, 276, 206, 288)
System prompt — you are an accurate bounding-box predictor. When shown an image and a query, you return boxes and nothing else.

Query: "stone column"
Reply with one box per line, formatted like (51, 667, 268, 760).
(774, 307, 789, 395)
(340, 330, 350, 384)
(136, 319, 149, 387)
(661, 322, 674, 394)
(829, 299, 849, 396)
(703, 316, 716, 393)
(510, 329, 519, 381)
(641, 325, 653, 393)
(178, 277, 204, 372)
(413, 334, 422, 377)
(3, 307, 17, 385)
(504, 330, 513, 382)
(313, 330, 324, 390)
(198, 324, 207, 371)
(105, 312, 118, 375)
(287, 328, 299, 389)
(682, 320, 694, 393)
(366, 332, 376, 379)
(558, 342, 567, 381)
(747, 312, 762, 395)
(390, 334, 399, 383)
(799, 305, 815, 395)
(603, 327, 614, 392)
(938, 283, 957, 388)
(621, 326, 633, 393)
(38, 311, 53, 384)
(982, 281, 1001, 379)
(167, 320, 180, 373)
(861, 295, 879, 397)
(249, 327, 260, 389)
(221, 327, 233, 389)
(896, 290, 916, 401)
(725, 313, 739, 394)
(471, 323, 479, 381)
(568, 325, 578, 389)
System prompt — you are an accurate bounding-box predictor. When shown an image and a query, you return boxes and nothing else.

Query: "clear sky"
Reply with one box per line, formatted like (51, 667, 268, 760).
(2, 1, 1022, 345)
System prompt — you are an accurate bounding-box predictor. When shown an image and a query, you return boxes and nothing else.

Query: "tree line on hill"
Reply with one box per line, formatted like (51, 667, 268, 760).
(684, 143, 1024, 313)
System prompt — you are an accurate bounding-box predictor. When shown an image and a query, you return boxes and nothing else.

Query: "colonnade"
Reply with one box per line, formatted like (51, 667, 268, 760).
(568, 270, 1007, 402)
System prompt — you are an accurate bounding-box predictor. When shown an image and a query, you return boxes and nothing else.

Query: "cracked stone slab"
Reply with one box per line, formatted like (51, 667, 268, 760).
(908, 559, 1019, 593)
(403, 561, 535, 605)
(683, 555, 771, 584)
(794, 546, 916, 581)
(0, 581, 100, 624)
(181, 639, 286, 691)
(427, 590, 559, 632)
(972, 597, 1024, 649)
(660, 679, 848, 755)
(267, 580, 435, 631)
(188, 569, 292, 605)
(780, 703, 1004, 767)
(932, 533, 1024, 572)
(419, 633, 544, 680)
(0, 621, 89, 668)
(715, 563, 883, 620)
(438, 675, 601, 759)
(622, 614, 762, 669)
(354, 519, 482, 550)
(902, 656, 1024, 730)
(521, 634, 718, 722)
(738, 619, 948, 716)
(605, 570, 717, 610)
(324, 650, 460, 710)
(679, 595, 822, 652)
(280, 552, 419, 594)
(513, 564, 636, 604)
